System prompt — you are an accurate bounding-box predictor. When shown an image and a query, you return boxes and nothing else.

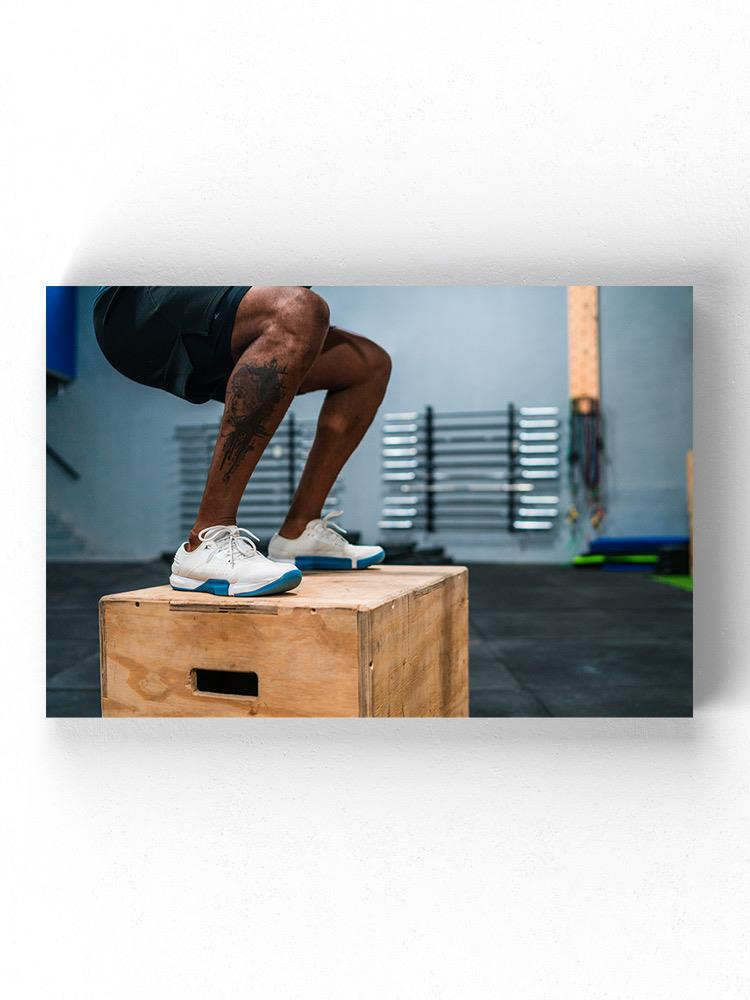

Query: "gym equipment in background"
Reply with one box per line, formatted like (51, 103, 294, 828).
(99, 566, 469, 718)
(573, 535, 691, 574)
(175, 413, 344, 540)
(567, 395, 604, 530)
(589, 536, 689, 555)
(378, 405, 561, 534)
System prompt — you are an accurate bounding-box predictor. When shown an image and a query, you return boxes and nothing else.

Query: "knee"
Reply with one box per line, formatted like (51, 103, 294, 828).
(368, 343, 392, 391)
(303, 289, 331, 333)
(274, 287, 330, 366)
(278, 287, 330, 336)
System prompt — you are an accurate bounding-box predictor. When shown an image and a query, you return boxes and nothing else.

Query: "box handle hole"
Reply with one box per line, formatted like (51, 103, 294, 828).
(192, 668, 258, 697)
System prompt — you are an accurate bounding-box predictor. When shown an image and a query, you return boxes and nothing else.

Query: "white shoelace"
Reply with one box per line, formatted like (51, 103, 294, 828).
(199, 525, 260, 566)
(317, 510, 348, 548)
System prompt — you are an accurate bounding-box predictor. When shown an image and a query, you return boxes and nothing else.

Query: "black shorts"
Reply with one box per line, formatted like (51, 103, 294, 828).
(93, 286, 251, 403)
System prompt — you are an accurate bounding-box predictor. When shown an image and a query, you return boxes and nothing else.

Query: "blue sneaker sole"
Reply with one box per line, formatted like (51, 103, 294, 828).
(294, 550, 385, 571)
(171, 568, 303, 597)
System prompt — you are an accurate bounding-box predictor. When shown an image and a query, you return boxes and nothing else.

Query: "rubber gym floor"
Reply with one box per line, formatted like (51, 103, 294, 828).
(46, 562, 693, 718)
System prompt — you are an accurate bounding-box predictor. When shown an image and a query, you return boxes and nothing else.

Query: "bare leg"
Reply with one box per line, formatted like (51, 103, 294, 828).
(187, 287, 330, 549)
(279, 327, 391, 539)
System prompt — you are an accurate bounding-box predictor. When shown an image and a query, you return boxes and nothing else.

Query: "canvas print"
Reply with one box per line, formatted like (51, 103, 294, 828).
(46, 285, 692, 717)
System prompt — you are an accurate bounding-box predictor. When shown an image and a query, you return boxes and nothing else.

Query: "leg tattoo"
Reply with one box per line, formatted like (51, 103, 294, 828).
(219, 359, 288, 482)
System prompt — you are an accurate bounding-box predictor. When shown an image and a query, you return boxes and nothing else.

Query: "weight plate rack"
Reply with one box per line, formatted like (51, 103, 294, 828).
(378, 405, 561, 533)
(176, 413, 343, 537)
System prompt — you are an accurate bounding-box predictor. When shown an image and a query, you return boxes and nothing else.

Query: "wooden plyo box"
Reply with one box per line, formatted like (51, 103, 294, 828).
(100, 566, 468, 718)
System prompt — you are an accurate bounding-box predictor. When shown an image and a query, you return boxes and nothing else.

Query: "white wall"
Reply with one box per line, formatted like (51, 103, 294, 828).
(7, 2, 750, 998)
(48, 284, 691, 561)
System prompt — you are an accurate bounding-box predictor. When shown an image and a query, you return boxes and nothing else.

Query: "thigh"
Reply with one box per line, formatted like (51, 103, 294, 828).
(296, 327, 380, 394)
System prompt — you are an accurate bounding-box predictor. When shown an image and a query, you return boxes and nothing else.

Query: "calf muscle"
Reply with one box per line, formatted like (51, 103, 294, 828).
(219, 359, 288, 482)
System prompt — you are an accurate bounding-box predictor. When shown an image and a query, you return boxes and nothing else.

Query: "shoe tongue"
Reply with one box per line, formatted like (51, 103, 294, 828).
(204, 524, 230, 535)
(203, 525, 238, 544)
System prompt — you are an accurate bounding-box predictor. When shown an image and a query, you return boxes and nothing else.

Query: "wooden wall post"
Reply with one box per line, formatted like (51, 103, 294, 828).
(568, 286, 600, 407)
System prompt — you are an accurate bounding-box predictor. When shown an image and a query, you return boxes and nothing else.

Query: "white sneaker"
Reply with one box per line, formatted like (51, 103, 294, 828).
(268, 510, 385, 570)
(170, 525, 302, 597)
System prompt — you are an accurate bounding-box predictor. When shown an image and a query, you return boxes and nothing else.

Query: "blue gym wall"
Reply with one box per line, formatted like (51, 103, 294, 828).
(599, 286, 693, 536)
(46, 286, 77, 381)
(46, 286, 692, 561)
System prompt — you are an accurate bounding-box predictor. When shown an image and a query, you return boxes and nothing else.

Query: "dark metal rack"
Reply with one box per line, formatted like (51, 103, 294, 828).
(379, 405, 561, 534)
(425, 404, 435, 533)
(507, 402, 516, 534)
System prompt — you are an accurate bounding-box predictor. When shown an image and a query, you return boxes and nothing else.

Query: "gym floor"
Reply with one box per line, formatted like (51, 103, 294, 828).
(46, 562, 692, 718)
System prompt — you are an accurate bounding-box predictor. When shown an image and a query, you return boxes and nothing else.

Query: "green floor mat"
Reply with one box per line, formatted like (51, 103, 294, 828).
(573, 554, 659, 565)
(653, 575, 693, 592)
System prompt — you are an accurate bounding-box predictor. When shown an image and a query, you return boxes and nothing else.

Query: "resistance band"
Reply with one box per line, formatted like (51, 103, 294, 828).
(567, 396, 605, 532)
